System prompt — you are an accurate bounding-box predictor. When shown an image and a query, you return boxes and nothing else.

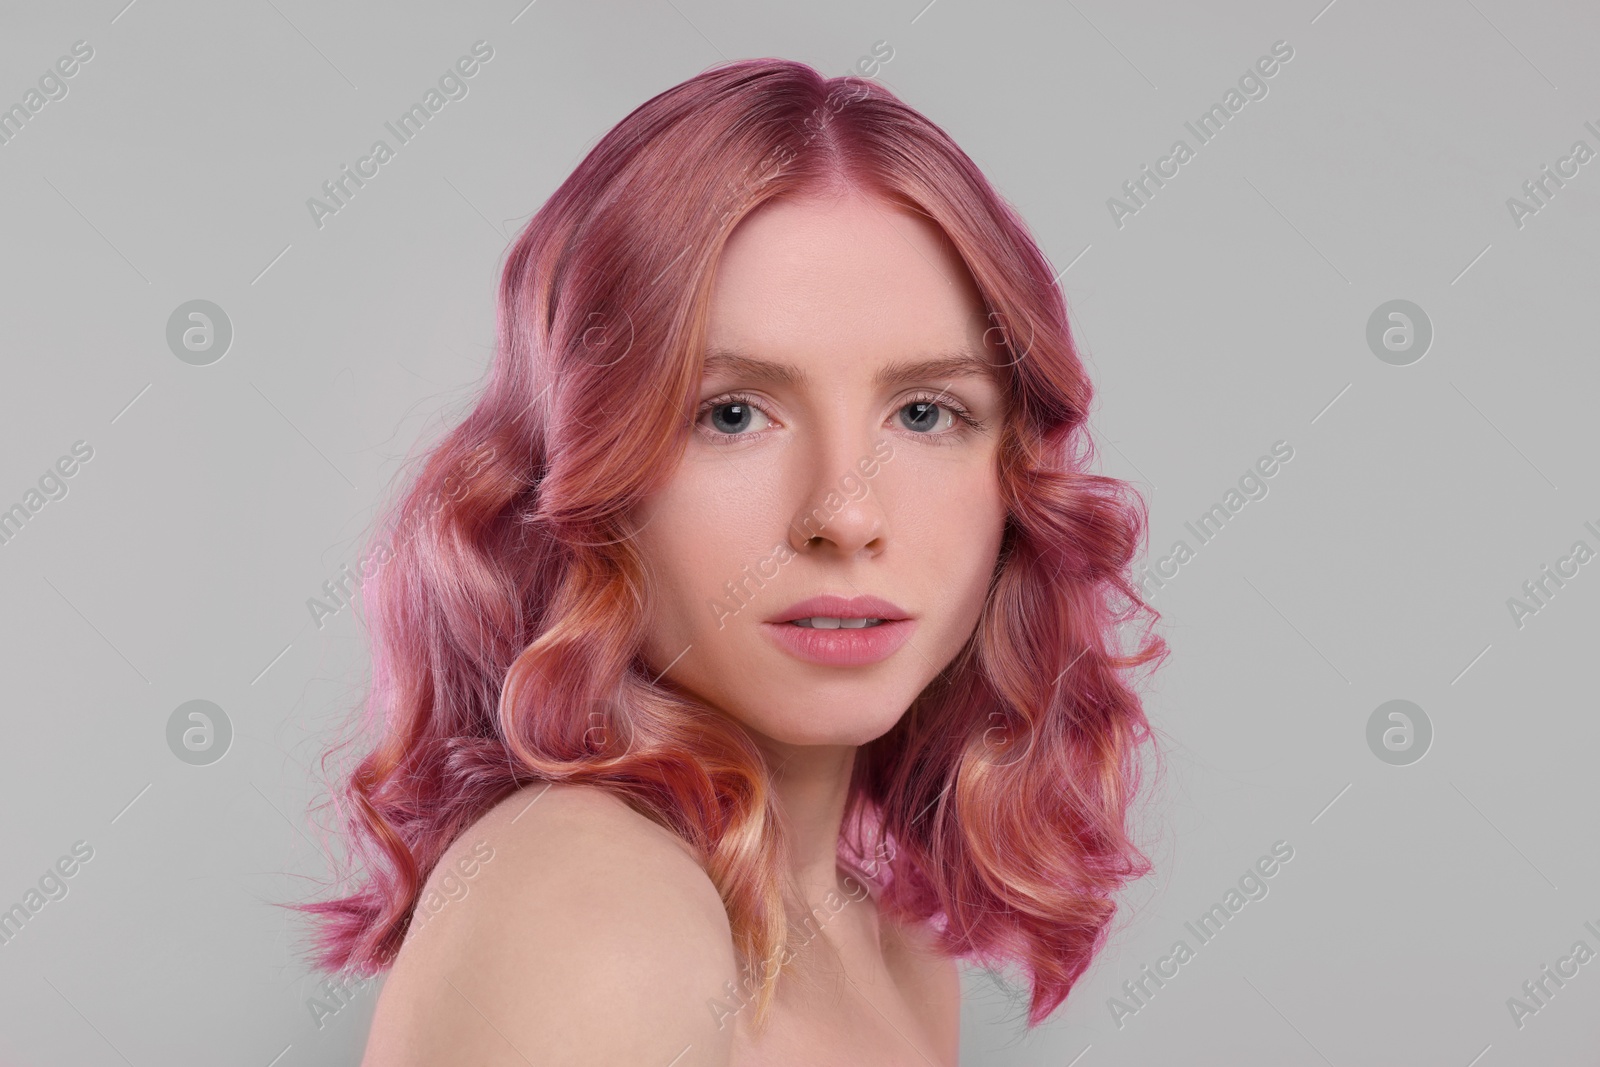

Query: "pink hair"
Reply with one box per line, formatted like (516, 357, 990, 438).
(295, 57, 1167, 1029)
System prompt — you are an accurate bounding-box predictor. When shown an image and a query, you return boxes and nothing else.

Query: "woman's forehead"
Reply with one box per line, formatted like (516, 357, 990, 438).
(704, 195, 989, 367)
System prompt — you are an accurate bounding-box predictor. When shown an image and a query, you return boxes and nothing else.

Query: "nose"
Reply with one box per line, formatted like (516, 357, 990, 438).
(785, 429, 890, 558)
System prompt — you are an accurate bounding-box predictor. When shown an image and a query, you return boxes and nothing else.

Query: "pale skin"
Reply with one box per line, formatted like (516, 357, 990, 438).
(361, 187, 1009, 1065)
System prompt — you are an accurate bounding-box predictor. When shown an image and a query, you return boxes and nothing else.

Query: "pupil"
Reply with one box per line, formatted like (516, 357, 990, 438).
(712, 402, 751, 434)
(903, 401, 938, 432)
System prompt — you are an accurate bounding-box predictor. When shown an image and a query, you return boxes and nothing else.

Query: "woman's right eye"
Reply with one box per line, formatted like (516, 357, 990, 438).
(699, 397, 772, 437)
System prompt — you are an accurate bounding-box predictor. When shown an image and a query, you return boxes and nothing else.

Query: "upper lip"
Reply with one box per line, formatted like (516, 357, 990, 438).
(767, 594, 910, 624)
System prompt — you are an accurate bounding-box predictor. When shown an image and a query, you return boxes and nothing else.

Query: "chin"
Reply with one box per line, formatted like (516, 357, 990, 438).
(738, 696, 911, 750)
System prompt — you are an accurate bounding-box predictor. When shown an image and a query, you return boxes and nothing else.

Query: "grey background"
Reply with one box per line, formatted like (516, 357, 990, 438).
(0, 0, 1595, 1064)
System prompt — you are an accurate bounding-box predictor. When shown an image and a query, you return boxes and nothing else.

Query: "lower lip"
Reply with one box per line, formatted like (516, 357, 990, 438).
(760, 619, 917, 667)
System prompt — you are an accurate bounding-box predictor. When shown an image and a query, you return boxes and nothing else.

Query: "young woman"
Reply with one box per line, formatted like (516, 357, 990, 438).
(297, 57, 1166, 1066)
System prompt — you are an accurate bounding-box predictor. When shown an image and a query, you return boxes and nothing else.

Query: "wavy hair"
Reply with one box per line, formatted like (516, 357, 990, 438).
(296, 56, 1167, 1029)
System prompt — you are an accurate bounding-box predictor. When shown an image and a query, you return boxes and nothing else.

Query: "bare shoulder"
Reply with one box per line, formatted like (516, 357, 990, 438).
(882, 910, 962, 1061)
(361, 782, 738, 1067)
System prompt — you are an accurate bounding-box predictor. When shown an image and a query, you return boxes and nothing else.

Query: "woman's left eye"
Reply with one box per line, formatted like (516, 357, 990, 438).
(899, 399, 953, 433)
(898, 396, 977, 435)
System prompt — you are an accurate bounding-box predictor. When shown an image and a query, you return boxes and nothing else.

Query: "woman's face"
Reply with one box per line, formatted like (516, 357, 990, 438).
(632, 188, 1009, 749)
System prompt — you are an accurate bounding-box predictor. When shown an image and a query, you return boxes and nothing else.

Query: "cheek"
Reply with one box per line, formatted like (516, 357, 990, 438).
(906, 454, 1004, 545)
(949, 476, 1006, 602)
(635, 464, 784, 644)
(888, 456, 1006, 628)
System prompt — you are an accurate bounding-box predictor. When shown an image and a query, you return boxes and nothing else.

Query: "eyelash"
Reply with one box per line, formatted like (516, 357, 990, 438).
(694, 391, 986, 444)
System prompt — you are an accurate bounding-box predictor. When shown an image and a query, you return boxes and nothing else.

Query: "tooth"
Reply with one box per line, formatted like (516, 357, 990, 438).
(787, 616, 890, 628)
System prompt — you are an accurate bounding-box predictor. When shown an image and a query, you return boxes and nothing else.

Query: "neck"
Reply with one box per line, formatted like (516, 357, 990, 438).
(744, 733, 894, 991)
(756, 738, 858, 900)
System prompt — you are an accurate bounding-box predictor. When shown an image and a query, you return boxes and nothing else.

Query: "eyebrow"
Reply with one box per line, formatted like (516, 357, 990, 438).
(702, 347, 999, 390)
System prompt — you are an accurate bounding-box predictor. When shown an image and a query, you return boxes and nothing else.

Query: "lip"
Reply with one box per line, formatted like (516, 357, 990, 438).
(761, 618, 917, 667)
(762, 593, 916, 667)
(766, 594, 910, 625)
